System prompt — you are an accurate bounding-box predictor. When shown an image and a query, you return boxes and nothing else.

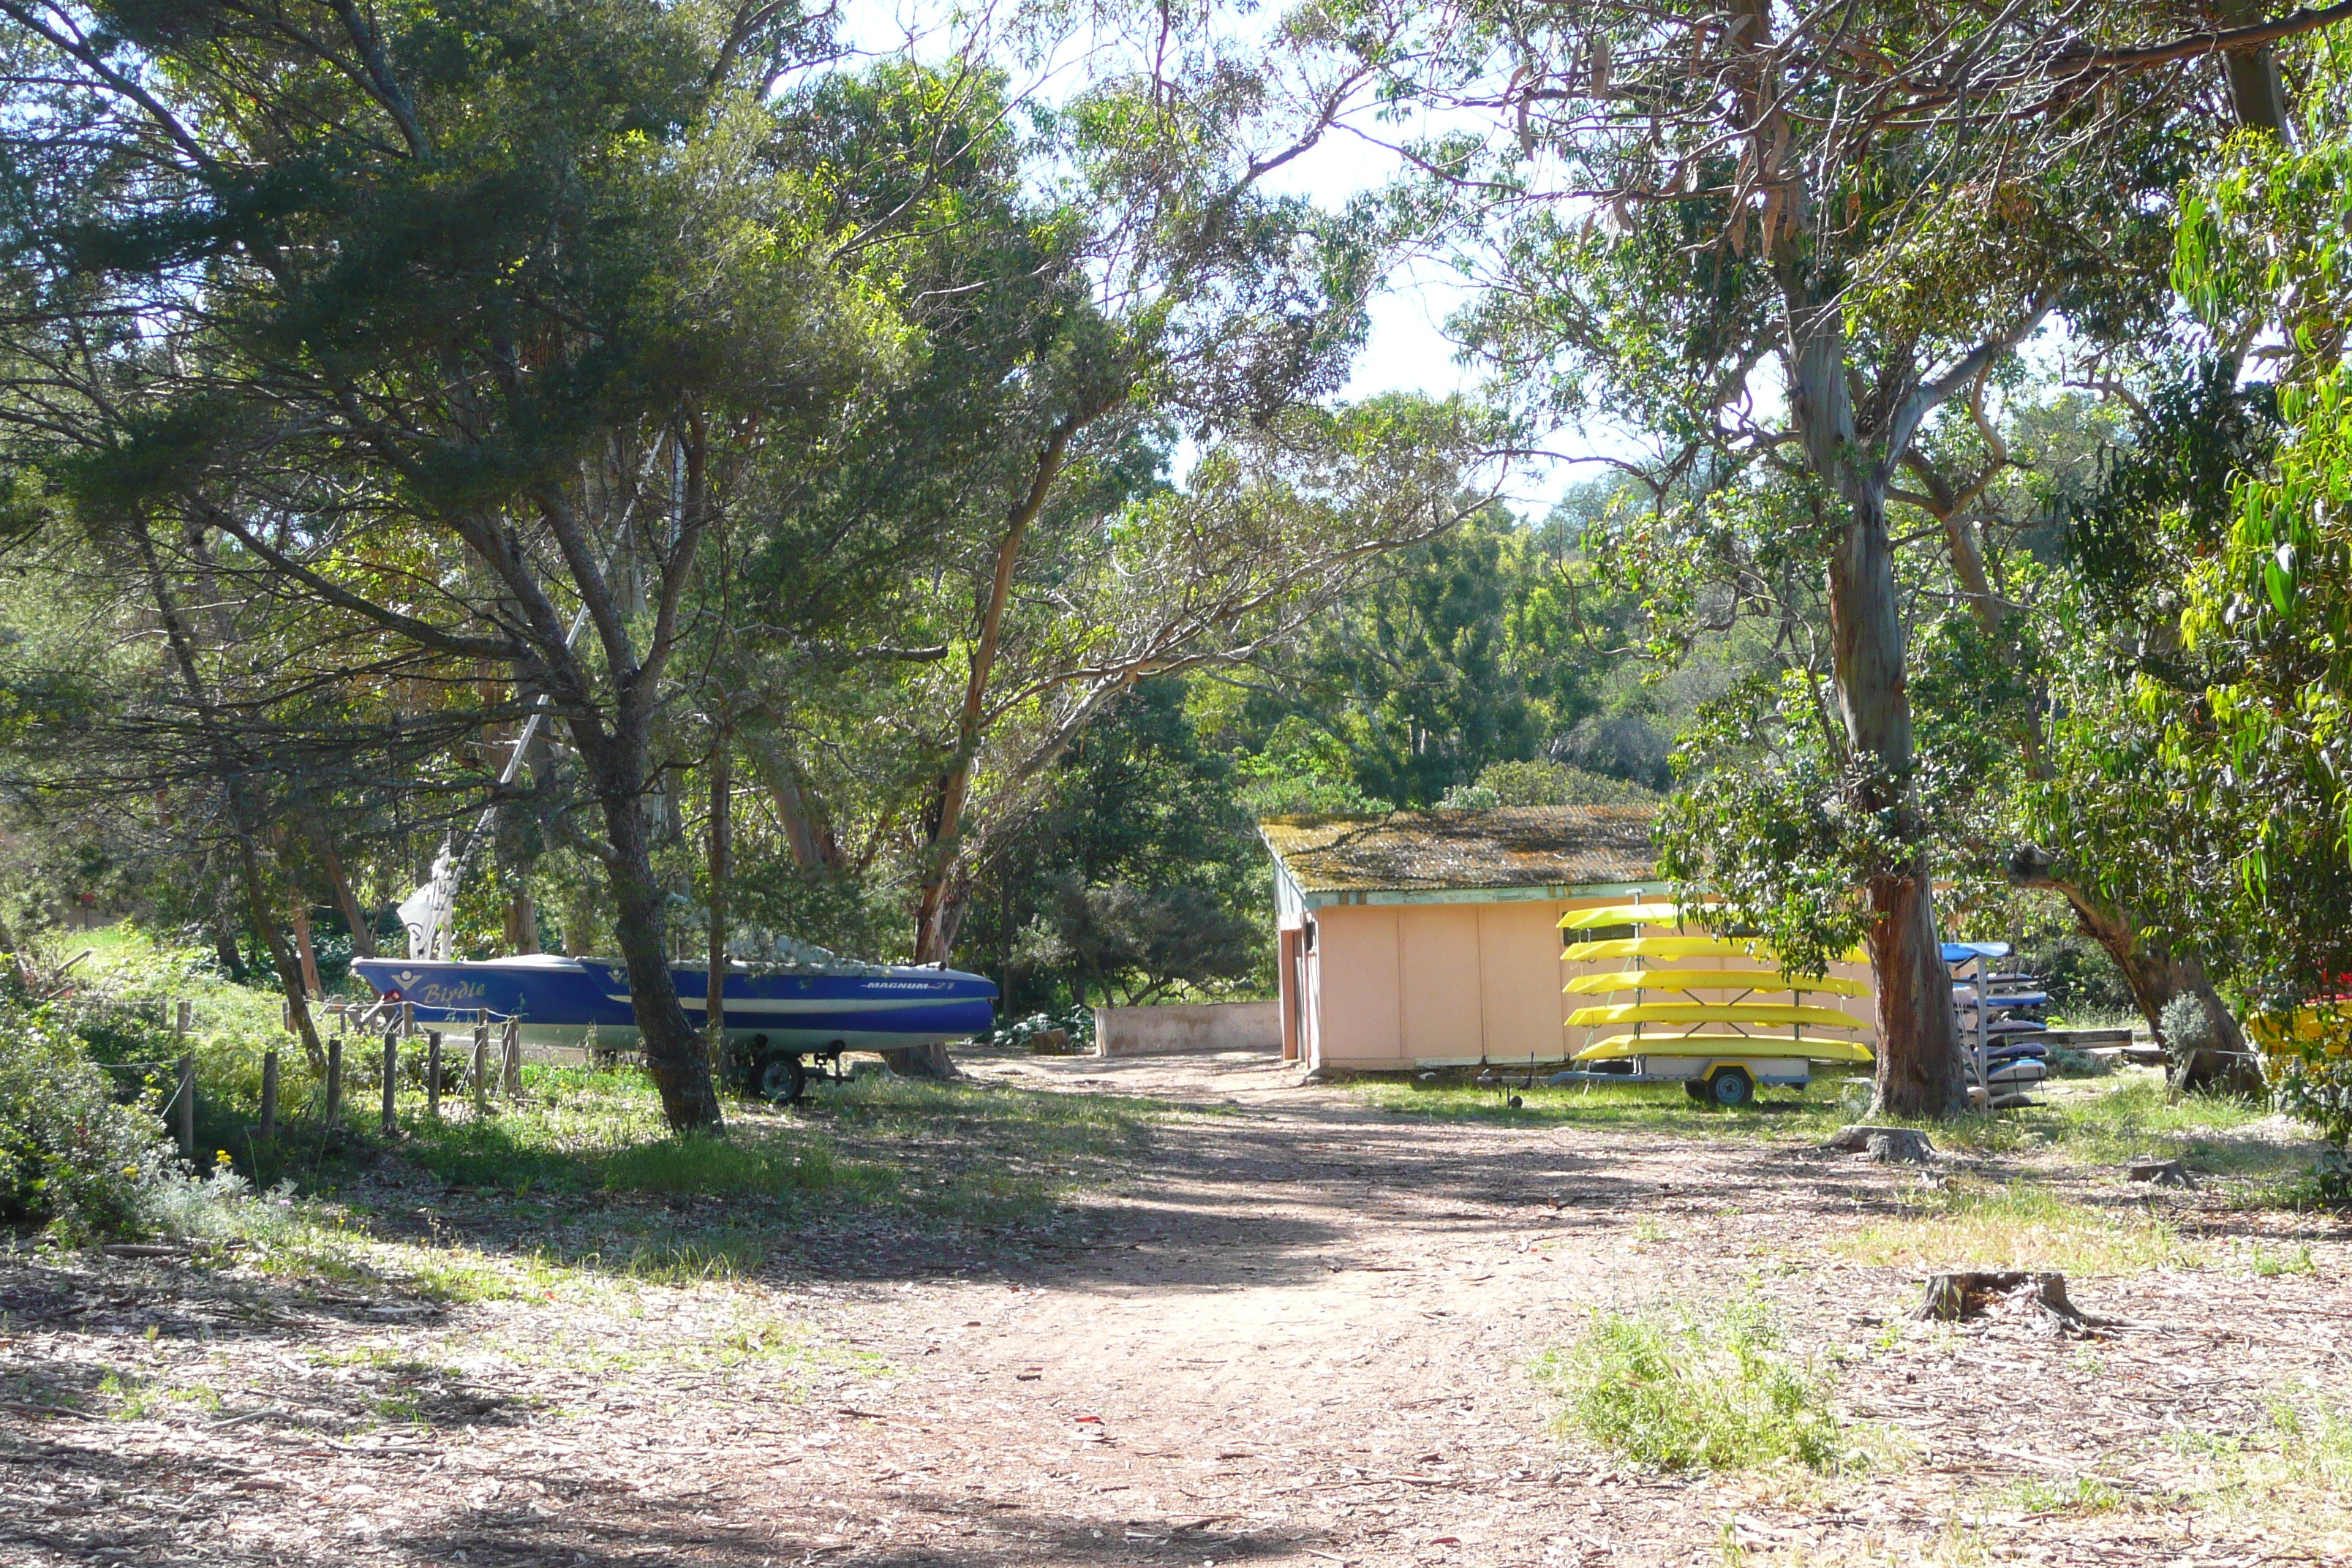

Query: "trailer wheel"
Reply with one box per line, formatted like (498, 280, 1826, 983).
(756, 1053, 807, 1106)
(1684, 1079, 1708, 1103)
(1704, 1066, 1755, 1109)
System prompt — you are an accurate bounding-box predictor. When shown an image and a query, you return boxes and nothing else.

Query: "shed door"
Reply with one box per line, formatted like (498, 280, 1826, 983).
(1400, 905, 1484, 1060)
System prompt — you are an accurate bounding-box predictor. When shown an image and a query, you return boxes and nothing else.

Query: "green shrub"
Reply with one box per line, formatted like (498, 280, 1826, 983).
(2047, 1045, 2117, 1078)
(0, 1003, 177, 1238)
(1534, 1301, 1849, 1473)
(1443, 759, 1662, 808)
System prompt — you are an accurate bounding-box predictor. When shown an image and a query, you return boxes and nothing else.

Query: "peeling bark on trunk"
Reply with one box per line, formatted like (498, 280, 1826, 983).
(743, 720, 843, 873)
(1733, 0, 1966, 1118)
(1792, 328, 1968, 1119)
(1866, 868, 1969, 1114)
(2219, 0, 2293, 140)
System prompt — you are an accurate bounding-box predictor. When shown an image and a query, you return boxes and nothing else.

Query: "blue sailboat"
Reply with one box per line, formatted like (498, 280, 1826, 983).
(350, 946, 998, 1101)
(361, 665, 993, 1099)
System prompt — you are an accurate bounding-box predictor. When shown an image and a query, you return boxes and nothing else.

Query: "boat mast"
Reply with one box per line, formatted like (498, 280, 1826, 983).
(398, 607, 591, 960)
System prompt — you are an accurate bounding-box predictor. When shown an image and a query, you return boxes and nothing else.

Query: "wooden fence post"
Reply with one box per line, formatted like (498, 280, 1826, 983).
(174, 999, 192, 1040)
(174, 1055, 195, 1158)
(325, 1036, 344, 1120)
(380, 1029, 398, 1138)
(472, 1011, 489, 1118)
(426, 1031, 442, 1120)
(259, 1050, 279, 1140)
(502, 1017, 521, 1099)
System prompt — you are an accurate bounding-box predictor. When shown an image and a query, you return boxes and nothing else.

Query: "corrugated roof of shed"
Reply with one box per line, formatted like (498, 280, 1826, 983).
(1258, 806, 1659, 894)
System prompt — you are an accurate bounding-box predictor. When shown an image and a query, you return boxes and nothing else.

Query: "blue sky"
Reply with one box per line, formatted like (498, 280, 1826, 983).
(832, 0, 1613, 519)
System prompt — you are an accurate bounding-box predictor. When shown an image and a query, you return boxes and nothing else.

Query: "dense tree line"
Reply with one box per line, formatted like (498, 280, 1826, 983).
(7, 0, 2352, 1137)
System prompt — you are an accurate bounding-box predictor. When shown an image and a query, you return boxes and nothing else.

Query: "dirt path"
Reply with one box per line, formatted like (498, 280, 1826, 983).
(4, 1052, 2348, 1565)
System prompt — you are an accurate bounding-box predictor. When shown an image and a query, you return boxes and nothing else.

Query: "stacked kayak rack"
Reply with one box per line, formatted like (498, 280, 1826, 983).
(1547, 901, 1874, 1107)
(1948, 941, 2049, 1107)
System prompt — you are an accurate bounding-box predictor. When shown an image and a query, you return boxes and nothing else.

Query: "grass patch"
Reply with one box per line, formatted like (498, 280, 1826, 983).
(1353, 1072, 2306, 1185)
(396, 1065, 1164, 1224)
(602, 1131, 896, 1201)
(1841, 1180, 2195, 1274)
(2155, 1392, 2352, 1550)
(2224, 1239, 2319, 1277)
(1359, 1077, 1856, 1138)
(1999, 1474, 2125, 1515)
(1532, 1300, 1861, 1474)
(96, 1366, 222, 1421)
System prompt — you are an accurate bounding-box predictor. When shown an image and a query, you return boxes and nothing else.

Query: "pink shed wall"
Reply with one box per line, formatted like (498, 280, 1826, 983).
(1311, 905, 1404, 1064)
(1478, 902, 1575, 1060)
(1401, 905, 1484, 1059)
(1298, 894, 1648, 1069)
(1287, 892, 1880, 1071)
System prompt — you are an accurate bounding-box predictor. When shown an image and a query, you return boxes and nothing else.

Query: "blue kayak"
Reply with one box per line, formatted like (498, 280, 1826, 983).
(351, 954, 997, 1052)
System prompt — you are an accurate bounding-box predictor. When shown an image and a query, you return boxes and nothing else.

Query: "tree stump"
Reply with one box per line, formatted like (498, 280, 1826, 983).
(1823, 1125, 1936, 1164)
(2127, 1156, 2197, 1188)
(1912, 1270, 2103, 1333)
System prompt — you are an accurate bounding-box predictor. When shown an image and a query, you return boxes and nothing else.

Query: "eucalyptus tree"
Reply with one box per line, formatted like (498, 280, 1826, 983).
(701, 37, 1507, 1079)
(2136, 59, 2352, 1122)
(0, 0, 916, 1129)
(1368, 1, 2317, 1114)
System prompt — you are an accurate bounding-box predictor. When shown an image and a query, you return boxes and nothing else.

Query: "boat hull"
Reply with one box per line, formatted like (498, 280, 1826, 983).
(350, 957, 998, 1052)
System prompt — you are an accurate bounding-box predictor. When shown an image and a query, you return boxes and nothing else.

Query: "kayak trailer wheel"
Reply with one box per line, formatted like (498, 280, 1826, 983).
(1704, 1066, 1755, 1109)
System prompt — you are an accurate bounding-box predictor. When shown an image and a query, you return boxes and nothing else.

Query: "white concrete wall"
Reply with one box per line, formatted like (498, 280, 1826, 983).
(1094, 1000, 1281, 1058)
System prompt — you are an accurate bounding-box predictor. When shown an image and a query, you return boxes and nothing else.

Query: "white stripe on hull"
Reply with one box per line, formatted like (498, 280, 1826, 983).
(514, 1022, 968, 1052)
(604, 993, 976, 1016)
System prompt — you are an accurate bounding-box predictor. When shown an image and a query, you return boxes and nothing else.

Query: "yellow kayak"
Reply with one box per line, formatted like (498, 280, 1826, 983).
(1564, 969, 1872, 998)
(1567, 1000, 1864, 1030)
(1566, 935, 1760, 962)
(1563, 935, 1864, 963)
(1558, 902, 1719, 931)
(1573, 1032, 1876, 1064)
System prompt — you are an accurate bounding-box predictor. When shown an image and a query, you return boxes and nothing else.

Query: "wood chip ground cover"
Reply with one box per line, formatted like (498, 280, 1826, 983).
(1, 1049, 2345, 1564)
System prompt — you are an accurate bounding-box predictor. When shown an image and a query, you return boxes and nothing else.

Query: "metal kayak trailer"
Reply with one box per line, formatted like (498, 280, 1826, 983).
(1548, 1054, 1817, 1107)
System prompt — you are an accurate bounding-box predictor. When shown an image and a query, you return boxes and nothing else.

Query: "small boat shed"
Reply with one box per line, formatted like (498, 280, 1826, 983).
(1259, 806, 1877, 1073)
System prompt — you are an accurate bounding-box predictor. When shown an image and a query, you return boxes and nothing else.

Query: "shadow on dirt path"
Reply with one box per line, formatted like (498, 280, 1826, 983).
(4, 1048, 2348, 1564)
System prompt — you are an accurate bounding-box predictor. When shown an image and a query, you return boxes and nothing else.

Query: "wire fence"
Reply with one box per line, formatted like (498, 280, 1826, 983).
(87, 997, 532, 1157)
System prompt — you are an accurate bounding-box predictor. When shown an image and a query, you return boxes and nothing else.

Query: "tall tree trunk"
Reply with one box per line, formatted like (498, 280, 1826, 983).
(706, 728, 731, 1073)
(503, 890, 541, 954)
(1790, 338, 1968, 1117)
(2008, 853, 2261, 1094)
(301, 814, 376, 959)
(290, 902, 323, 999)
(587, 742, 723, 1130)
(1907, 456, 2258, 1095)
(912, 418, 1078, 968)
(137, 527, 328, 1074)
(1738, 0, 1964, 1116)
(897, 421, 1081, 1081)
